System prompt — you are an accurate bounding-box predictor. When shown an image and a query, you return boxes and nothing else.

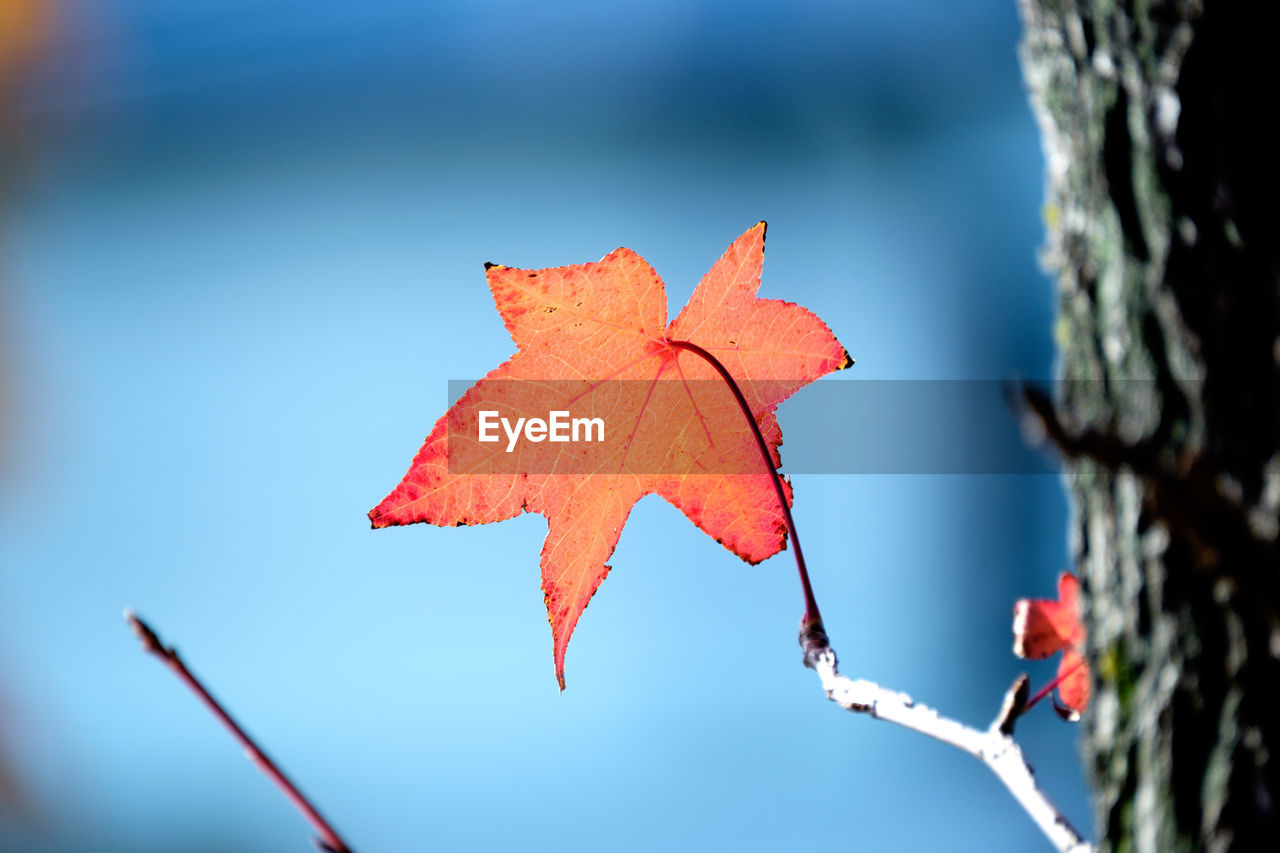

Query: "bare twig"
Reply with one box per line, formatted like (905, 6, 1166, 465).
(125, 610, 355, 853)
(802, 633, 1091, 853)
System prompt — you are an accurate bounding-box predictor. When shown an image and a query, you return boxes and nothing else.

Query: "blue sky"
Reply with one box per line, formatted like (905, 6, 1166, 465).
(2, 2, 1090, 850)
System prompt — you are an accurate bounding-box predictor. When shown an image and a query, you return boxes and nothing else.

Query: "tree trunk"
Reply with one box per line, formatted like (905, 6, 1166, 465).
(1018, 1, 1280, 850)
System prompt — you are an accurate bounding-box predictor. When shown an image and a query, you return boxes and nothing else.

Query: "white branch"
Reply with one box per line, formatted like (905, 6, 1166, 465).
(806, 642, 1092, 853)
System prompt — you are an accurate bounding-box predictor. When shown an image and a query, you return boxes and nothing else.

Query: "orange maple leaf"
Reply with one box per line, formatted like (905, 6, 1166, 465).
(370, 223, 849, 688)
(1013, 572, 1090, 718)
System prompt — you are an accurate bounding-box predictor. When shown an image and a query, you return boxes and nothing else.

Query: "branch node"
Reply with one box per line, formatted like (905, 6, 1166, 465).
(799, 616, 831, 669)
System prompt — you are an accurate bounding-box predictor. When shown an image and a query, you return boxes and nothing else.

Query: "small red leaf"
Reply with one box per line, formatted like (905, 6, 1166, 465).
(1013, 572, 1090, 715)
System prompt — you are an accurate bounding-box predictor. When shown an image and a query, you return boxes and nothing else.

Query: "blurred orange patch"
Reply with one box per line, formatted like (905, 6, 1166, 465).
(1, 0, 54, 85)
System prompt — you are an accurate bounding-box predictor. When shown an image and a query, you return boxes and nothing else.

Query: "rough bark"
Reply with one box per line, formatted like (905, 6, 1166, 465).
(1018, 1, 1280, 850)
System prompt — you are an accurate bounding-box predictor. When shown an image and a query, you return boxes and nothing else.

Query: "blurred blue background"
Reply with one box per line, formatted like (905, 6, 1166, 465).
(1, 1, 1090, 850)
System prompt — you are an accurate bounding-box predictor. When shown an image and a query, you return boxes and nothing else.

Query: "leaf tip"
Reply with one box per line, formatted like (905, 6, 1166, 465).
(837, 348, 854, 369)
(484, 262, 505, 272)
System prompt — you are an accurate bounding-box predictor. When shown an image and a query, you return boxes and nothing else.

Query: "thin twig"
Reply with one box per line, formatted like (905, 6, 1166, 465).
(125, 610, 355, 853)
(804, 636, 1092, 853)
